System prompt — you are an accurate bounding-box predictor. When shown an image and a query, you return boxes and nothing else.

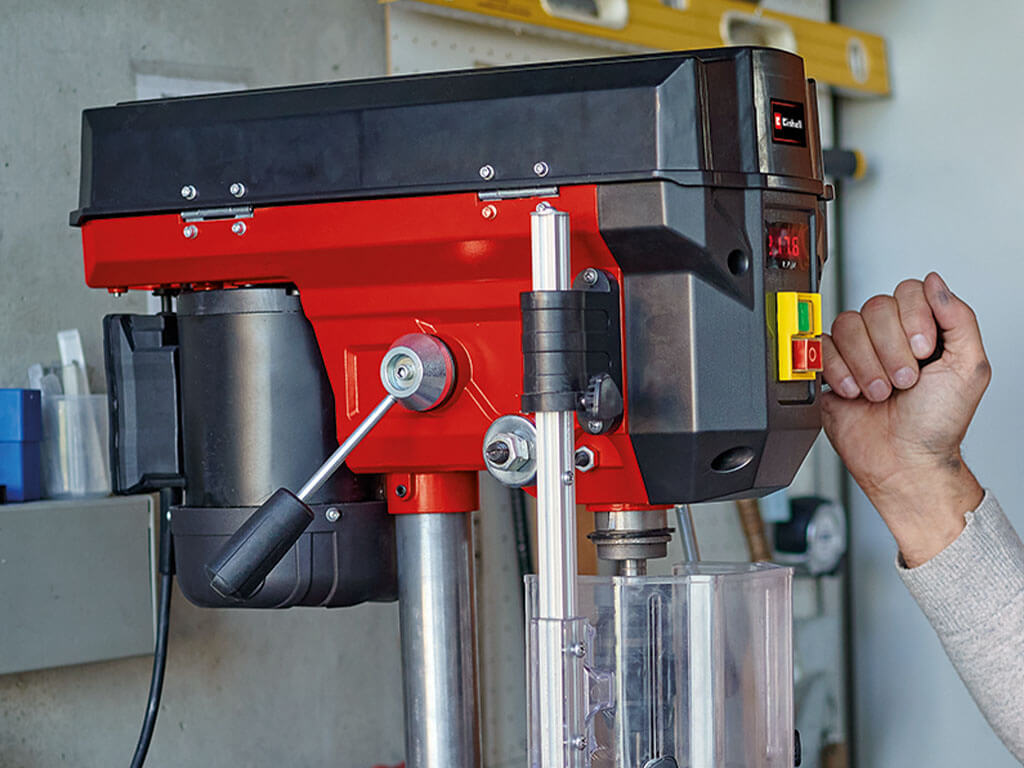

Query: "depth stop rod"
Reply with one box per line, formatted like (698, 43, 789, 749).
(532, 203, 580, 768)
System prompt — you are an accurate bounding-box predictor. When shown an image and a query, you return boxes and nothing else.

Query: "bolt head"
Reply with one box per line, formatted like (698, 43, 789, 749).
(582, 268, 599, 286)
(478, 164, 495, 181)
(325, 507, 341, 522)
(180, 184, 197, 200)
(587, 420, 603, 433)
(231, 220, 247, 236)
(481, 204, 498, 220)
(569, 642, 587, 658)
(182, 224, 199, 239)
(562, 470, 575, 485)
(229, 182, 246, 198)
(533, 161, 549, 177)
(572, 736, 587, 751)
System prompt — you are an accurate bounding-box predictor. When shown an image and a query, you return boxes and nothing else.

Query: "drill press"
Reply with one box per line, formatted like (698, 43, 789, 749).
(73, 46, 828, 768)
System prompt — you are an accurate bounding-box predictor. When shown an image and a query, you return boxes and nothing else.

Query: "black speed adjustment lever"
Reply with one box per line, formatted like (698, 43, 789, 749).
(206, 333, 456, 600)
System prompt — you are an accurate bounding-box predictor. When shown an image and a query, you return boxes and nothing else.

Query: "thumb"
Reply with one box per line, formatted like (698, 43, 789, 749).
(923, 272, 987, 371)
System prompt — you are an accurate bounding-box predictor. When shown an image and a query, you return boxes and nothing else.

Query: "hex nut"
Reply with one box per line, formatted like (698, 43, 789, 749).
(487, 432, 531, 472)
(574, 446, 597, 473)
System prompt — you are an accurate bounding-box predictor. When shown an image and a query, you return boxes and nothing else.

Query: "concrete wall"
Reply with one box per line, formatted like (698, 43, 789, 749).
(838, 1, 1024, 765)
(0, 3, 408, 767)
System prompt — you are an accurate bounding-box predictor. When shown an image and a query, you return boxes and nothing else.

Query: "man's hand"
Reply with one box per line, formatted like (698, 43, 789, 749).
(821, 273, 991, 566)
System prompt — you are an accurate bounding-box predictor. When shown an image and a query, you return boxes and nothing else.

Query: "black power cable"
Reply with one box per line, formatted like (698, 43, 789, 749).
(130, 487, 177, 768)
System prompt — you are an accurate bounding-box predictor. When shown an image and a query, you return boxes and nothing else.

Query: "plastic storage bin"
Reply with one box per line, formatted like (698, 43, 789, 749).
(40, 394, 110, 498)
(526, 563, 793, 768)
(0, 389, 42, 502)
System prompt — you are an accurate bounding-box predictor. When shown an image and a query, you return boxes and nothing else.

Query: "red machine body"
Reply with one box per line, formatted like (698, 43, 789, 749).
(82, 185, 648, 510)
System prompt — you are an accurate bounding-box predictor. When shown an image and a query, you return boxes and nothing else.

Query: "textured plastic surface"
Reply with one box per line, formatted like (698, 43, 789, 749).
(40, 394, 110, 498)
(526, 565, 794, 768)
(174, 501, 397, 608)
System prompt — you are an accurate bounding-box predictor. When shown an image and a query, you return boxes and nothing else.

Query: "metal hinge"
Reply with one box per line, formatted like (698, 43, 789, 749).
(478, 186, 559, 202)
(181, 206, 254, 223)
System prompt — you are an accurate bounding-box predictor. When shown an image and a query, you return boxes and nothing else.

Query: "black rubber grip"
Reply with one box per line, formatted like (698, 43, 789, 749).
(520, 290, 586, 413)
(206, 488, 314, 600)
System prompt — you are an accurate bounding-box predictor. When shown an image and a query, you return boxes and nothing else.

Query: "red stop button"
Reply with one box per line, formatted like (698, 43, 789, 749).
(792, 338, 823, 373)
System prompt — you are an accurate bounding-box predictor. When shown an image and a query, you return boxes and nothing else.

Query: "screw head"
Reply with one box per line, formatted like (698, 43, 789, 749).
(395, 484, 409, 498)
(478, 164, 495, 181)
(535, 201, 553, 213)
(582, 268, 599, 286)
(569, 642, 587, 658)
(562, 470, 574, 485)
(325, 507, 341, 522)
(231, 220, 247, 236)
(180, 184, 197, 200)
(182, 224, 199, 239)
(229, 182, 246, 198)
(481, 204, 498, 220)
(533, 161, 550, 177)
(572, 736, 587, 751)
(587, 420, 603, 433)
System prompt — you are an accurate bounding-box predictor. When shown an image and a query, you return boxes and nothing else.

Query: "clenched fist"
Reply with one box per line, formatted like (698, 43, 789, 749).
(821, 273, 990, 566)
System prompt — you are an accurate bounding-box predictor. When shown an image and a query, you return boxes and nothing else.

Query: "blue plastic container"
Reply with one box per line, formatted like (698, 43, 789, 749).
(0, 389, 42, 502)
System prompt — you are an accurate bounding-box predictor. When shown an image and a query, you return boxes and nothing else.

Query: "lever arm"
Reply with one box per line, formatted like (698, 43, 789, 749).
(206, 333, 455, 600)
(206, 394, 398, 600)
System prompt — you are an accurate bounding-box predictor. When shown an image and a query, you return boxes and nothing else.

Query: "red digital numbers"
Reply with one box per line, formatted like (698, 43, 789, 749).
(766, 222, 808, 270)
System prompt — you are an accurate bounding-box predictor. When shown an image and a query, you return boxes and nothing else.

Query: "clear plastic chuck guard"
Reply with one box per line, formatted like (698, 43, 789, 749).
(526, 563, 794, 768)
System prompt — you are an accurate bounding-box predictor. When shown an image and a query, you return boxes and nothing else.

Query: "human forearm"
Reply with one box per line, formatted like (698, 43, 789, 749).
(898, 492, 1024, 762)
(860, 455, 984, 567)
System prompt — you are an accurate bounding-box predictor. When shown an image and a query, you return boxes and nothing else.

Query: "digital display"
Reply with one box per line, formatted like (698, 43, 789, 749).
(766, 222, 810, 270)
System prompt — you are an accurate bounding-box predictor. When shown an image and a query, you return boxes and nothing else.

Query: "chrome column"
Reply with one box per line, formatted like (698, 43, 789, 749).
(397, 513, 481, 768)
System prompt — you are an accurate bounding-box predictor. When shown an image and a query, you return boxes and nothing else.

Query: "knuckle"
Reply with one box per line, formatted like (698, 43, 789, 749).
(894, 278, 924, 298)
(861, 294, 896, 316)
(831, 311, 862, 336)
(974, 358, 992, 383)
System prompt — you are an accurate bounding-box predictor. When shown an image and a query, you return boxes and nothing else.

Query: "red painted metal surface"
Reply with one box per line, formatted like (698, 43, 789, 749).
(80, 185, 652, 508)
(386, 472, 479, 514)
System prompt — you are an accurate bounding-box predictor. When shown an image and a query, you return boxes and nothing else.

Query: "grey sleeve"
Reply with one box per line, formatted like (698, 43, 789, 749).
(898, 491, 1024, 763)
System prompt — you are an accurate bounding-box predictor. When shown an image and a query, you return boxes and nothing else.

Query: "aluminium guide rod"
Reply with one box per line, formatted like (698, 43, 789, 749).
(296, 394, 397, 501)
(532, 204, 580, 768)
(675, 503, 701, 563)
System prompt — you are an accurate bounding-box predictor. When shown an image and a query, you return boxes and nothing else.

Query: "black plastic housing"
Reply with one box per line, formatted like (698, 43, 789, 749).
(103, 313, 184, 494)
(71, 47, 822, 225)
(175, 501, 397, 608)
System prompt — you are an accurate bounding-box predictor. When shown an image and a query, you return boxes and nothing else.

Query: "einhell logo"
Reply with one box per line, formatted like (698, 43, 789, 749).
(770, 99, 807, 147)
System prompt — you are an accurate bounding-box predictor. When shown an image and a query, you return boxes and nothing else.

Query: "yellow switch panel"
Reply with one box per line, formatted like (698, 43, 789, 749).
(777, 292, 822, 381)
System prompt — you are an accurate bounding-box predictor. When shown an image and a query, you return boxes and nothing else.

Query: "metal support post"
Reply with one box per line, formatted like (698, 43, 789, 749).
(397, 512, 481, 768)
(531, 204, 580, 768)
